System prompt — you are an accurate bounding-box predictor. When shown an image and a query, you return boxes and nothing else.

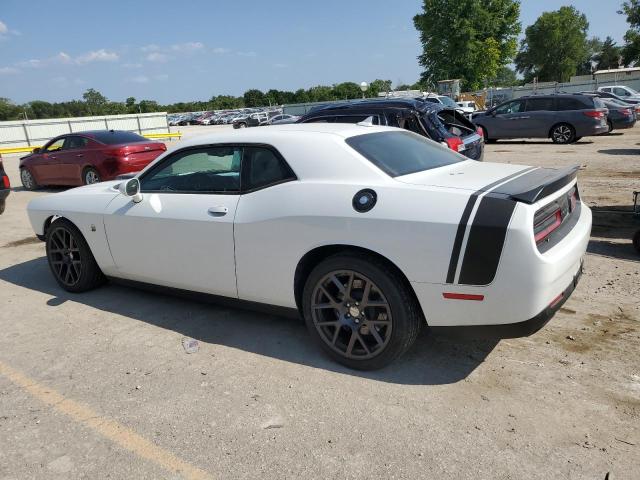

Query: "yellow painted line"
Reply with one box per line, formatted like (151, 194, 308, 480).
(144, 132, 182, 139)
(0, 360, 212, 480)
(0, 146, 39, 154)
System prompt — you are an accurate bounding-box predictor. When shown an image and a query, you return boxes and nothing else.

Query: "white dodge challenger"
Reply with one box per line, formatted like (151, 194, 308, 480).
(27, 124, 591, 369)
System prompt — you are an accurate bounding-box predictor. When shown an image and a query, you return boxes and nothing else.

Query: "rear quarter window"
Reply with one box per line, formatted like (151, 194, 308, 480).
(346, 131, 463, 177)
(555, 97, 591, 111)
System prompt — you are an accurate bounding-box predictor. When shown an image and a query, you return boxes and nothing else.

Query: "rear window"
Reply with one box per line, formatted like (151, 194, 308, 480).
(525, 97, 555, 111)
(346, 131, 463, 177)
(91, 131, 148, 145)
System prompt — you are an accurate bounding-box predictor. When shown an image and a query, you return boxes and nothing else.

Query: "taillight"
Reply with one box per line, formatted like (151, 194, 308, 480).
(106, 148, 125, 157)
(476, 127, 484, 138)
(160, 144, 167, 151)
(621, 108, 632, 116)
(534, 208, 562, 243)
(583, 110, 605, 119)
(1, 175, 9, 189)
(445, 137, 466, 153)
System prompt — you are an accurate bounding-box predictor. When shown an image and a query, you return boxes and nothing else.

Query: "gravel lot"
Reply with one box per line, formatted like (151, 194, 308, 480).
(0, 126, 638, 480)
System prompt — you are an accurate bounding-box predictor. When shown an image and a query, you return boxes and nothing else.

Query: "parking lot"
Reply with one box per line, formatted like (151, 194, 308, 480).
(0, 127, 638, 479)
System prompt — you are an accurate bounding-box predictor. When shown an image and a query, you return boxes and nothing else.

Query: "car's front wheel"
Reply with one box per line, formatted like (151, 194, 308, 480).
(302, 253, 422, 370)
(83, 167, 101, 185)
(551, 123, 576, 144)
(46, 219, 105, 292)
(20, 168, 38, 191)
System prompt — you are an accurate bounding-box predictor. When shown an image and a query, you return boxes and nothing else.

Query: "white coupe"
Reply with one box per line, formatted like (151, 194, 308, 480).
(27, 124, 591, 369)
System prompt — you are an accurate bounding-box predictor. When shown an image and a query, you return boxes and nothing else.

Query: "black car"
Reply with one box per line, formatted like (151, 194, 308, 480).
(297, 98, 484, 160)
(600, 98, 637, 132)
(0, 155, 10, 215)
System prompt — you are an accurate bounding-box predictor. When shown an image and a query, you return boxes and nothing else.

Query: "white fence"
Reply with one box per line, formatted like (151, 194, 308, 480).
(0, 112, 169, 149)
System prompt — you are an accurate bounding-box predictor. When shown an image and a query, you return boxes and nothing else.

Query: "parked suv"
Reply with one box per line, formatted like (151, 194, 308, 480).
(473, 94, 609, 144)
(297, 99, 484, 160)
(0, 154, 10, 214)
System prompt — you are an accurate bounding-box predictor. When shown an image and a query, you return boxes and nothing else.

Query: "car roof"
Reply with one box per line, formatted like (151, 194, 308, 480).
(305, 98, 446, 116)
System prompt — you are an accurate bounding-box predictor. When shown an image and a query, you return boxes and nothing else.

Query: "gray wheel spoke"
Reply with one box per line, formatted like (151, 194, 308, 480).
(356, 333, 371, 355)
(312, 302, 335, 310)
(319, 286, 339, 306)
(331, 326, 341, 345)
(345, 331, 357, 355)
(369, 325, 384, 346)
(330, 275, 346, 295)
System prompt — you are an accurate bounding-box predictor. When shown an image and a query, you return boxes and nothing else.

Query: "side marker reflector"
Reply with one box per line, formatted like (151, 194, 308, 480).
(549, 293, 564, 308)
(442, 293, 484, 301)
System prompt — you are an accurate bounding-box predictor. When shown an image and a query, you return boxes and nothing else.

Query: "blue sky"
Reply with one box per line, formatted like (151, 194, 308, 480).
(0, 0, 629, 104)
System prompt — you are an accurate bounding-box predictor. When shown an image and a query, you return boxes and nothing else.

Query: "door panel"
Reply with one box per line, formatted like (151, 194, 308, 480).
(104, 193, 239, 297)
(484, 100, 526, 138)
(32, 138, 65, 184)
(58, 136, 90, 184)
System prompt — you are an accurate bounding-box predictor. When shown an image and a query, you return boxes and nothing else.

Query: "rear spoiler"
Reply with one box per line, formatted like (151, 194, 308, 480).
(493, 166, 580, 204)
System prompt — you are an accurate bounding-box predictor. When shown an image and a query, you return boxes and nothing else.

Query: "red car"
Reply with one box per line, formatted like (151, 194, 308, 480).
(0, 154, 10, 214)
(19, 130, 166, 189)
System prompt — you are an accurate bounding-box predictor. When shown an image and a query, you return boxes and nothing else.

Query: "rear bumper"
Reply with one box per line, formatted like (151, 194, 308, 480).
(431, 260, 583, 338)
(0, 189, 9, 201)
(611, 117, 636, 129)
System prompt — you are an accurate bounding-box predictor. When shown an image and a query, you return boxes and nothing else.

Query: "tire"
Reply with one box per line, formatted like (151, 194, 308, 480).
(20, 168, 38, 191)
(479, 126, 492, 143)
(607, 121, 614, 134)
(83, 167, 101, 185)
(302, 252, 423, 370)
(633, 230, 640, 254)
(238, 123, 247, 128)
(551, 123, 576, 144)
(46, 218, 106, 293)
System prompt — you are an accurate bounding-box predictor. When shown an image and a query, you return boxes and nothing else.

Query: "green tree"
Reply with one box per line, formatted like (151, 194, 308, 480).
(307, 85, 334, 102)
(243, 89, 267, 107)
(491, 66, 518, 87)
(82, 88, 108, 115)
(0, 97, 22, 120)
(576, 37, 604, 75)
(620, 0, 640, 65)
(368, 79, 393, 97)
(414, 0, 521, 91)
(595, 36, 622, 70)
(331, 82, 361, 100)
(515, 6, 589, 83)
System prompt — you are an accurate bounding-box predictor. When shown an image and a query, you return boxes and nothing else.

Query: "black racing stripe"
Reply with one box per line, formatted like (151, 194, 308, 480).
(446, 196, 477, 283)
(458, 196, 517, 285)
(445, 167, 537, 284)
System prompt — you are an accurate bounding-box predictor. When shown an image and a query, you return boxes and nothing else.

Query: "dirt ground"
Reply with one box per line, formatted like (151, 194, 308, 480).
(0, 126, 638, 480)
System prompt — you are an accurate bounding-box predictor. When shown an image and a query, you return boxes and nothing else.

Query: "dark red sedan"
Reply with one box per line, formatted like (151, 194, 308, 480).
(19, 130, 166, 190)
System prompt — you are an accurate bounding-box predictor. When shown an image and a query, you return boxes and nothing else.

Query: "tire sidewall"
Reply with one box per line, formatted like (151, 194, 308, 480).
(551, 124, 575, 144)
(83, 168, 100, 185)
(302, 254, 420, 370)
(20, 168, 36, 190)
(45, 219, 104, 292)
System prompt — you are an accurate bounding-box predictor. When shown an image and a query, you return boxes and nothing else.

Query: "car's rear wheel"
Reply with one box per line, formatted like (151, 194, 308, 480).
(46, 219, 105, 292)
(302, 253, 422, 370)
(551, 123, 576, 144)
(606, 120, 614, 134)
(20, 168, 38, 191)
(83, 167, 101, 185)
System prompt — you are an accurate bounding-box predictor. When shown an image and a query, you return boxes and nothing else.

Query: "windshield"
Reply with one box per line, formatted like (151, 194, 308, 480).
(346, 131, 463, 177)
(438, 96, 458, 108)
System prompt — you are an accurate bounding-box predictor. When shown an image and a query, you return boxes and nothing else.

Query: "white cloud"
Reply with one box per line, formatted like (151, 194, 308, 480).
(76, 49, 119, 64)
(0, 20, 7, 34)
(129, 75, 149, 84)
(212, 47, 230, 54)
(141, 44, 160, 52)
(122, 62, 143, 69)
(237, 51, 257, 57)
(171, 41, 203, 52)
(0, 66, 20, 75)
(145, 52, 168, 63)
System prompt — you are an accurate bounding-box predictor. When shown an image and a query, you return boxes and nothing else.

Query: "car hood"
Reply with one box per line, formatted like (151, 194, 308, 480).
(395, 161, 533, 193)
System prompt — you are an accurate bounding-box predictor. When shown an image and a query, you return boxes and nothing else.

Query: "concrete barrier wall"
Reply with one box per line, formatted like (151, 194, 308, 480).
(0, 112, 169, 149)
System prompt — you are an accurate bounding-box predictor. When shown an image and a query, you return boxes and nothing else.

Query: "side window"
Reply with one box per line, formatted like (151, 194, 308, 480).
(242, 146, 295, 191)
(555, 98, 587, 111)
(525, 97, 555, 111)
(614, 87, 628, 97)
(44, 138, 65, 152)
(303, 116, 335, 123)
(62, 136, 89, 150)
(141, 147, 241, 193)
(495, 100, 524, 114)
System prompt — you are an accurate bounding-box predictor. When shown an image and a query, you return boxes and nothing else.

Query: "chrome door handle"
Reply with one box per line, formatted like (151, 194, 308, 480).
(207, 206, 228, 216)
